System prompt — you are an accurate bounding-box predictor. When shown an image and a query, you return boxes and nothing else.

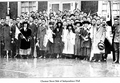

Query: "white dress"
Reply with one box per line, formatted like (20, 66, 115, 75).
(66, 31, 75, 54)
(62, 29, 68, 54)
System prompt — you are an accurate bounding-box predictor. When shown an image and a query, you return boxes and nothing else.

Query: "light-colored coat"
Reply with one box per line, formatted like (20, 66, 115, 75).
(90, 25, 106, 60)
(62, 28, 68, 54)
(63, 30, 75, 54)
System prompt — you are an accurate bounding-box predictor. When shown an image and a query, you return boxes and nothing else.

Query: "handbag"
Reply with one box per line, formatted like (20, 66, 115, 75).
(98, 40, 105, 50)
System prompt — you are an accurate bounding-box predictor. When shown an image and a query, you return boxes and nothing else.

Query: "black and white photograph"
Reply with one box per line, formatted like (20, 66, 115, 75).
(0, 0, 120, 82)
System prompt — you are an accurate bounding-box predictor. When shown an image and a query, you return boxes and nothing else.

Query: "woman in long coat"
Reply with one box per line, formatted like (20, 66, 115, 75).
(81, 21, 92, 60)
(62, 21, 68, 55)
(53, 22, 64, 58)
(3, 21, 11, 58)
(62, 24, 75, 58)
(19, 22, 32, 59)
(65, 24, 75, 56)
(74, 22, 83, 58)
(90, 19, 106, 61)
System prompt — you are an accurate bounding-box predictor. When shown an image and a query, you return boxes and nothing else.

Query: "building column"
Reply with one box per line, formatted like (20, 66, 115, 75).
(36, 1, 38, 12)
(18, 1, 21, 17)
(71, 1, 75, 11)
(78, 0, 81, 10)
(111, 1, 114, 25)
(7, 1, 10, 15)
(98, 1, 103, 16)
(59, 1, 62, 11)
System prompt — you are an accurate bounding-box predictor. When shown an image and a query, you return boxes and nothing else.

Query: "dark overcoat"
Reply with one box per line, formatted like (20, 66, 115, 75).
(3, 24, 11, 51)
(53, 25, 64, 54)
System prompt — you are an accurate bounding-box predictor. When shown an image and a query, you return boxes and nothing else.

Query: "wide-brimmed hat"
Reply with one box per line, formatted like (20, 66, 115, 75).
(82, 21, 91, 24)
(74, 22, 82, 26)
(22, 21, 29, 27)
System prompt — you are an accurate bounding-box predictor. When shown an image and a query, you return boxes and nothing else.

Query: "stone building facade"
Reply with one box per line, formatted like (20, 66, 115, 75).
(0, 0, 119, 19)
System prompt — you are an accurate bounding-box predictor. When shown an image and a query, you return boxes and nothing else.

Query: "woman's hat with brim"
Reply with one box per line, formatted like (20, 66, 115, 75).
(22, 21, 29, 27)
(22, 21, 29, 25)
(74, 22, 82, 26)
(82, 21, 91, 24)
(70, 14, 75, 17)
(56, 21, 63, 26)
(114, 17, 119, 20)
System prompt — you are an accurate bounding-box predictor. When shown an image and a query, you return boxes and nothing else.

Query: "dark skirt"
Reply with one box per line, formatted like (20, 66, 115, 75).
(20, 39, 31, 49)
(53, 38, 64, 54)
(81, 47, 91, 57)
(74, 35, 82, 56)
(81, 38, 91, 57)
(104, 38, 113, 54)
(47, 41, 54, 54)
(4, 37, 11, 51)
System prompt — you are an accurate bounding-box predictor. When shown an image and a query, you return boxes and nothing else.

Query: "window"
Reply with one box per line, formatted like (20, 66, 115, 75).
(21, 1, 37, 14)
(52, 4, 59, 12)
(102, 4, 107, 10)
(112, 1, 120, 16)
(102, 10, 107, 15)
(101, 1, 120, 17)
(113, 3, 119, 10)
(63, 3, 71, 11)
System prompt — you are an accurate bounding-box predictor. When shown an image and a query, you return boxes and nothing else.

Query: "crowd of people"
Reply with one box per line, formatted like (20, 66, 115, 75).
(0, 9, 120, 63)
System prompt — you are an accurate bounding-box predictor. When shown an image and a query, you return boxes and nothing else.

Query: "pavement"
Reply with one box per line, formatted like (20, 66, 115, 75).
(0, 54, 120, 78)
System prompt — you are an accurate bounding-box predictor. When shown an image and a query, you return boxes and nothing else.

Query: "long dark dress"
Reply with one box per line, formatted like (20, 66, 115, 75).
(80, 28, 91, 59)
(74, 27, 82, 56)
(19, 28, 32, 55)
(53, 28, 64, 54)
(3, 24, 11, 51)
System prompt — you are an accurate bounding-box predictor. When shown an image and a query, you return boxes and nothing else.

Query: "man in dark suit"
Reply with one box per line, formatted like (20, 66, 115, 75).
(14, 18, 22, 58)
(29, 17, 38, 58)
(10, 19, 17, 58)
